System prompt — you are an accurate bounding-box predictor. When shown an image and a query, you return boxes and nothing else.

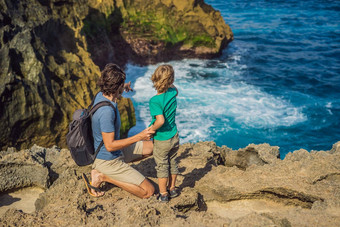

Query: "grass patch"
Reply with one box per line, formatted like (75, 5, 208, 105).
(121, 12, 215, 48)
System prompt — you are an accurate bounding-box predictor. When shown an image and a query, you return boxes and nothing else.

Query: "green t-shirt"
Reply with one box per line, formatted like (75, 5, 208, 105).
(149, 87, 178, 141)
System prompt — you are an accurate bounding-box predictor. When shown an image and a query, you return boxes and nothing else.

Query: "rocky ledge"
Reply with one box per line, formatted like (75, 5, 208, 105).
(1, 141, 339, 226)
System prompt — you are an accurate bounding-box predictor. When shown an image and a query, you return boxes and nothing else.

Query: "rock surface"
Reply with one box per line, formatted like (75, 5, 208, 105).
(1, 141, 339, 226)
(115, 0, 233, 65)
(0, 0, 232, 151)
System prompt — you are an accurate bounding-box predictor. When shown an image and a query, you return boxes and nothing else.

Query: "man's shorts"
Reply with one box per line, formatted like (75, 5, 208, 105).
(92, 141, 145, 186)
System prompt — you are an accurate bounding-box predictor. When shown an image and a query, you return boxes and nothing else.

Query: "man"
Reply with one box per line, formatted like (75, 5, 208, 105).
(83, 63, 155, 198)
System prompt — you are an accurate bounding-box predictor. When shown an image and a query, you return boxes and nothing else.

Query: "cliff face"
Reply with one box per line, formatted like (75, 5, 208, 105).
(1, 0, 97, 150)
(0, 142, 339, 226)
(0, 0, 232, 150)
(85, 0, 233, 66)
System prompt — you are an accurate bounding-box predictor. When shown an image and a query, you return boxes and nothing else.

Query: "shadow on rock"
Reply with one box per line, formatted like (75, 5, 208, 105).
(0, 193, 21, 207)
(132, 157, 157, 179)
(180, 160, 214, 189)
(177, 144, 218, 189)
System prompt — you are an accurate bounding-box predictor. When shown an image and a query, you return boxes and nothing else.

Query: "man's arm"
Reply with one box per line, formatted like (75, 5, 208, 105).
(150, 115, 165, 132)
(102, 127, 154, 152)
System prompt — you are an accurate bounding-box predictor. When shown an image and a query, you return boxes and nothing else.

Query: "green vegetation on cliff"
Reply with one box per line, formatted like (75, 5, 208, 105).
(121, 11, 215, 48)
(84, 0, 233, 66)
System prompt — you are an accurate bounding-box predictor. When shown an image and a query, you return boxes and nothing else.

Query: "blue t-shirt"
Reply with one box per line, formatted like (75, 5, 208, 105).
(91, 92, 122, 160)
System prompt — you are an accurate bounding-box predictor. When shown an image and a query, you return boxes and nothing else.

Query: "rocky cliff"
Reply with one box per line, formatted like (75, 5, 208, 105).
(84, 0, 233, 67)
(0, 0, 232, 150)
(0, 141, 339, 226)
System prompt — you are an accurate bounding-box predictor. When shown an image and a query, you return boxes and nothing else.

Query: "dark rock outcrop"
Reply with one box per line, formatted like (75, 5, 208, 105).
(0, 0, 232, 151)
(82, 0, 233, 67)
(1, 0, 99, 150)
(115, 0, 233, 65)
(1, 141, 339, 226)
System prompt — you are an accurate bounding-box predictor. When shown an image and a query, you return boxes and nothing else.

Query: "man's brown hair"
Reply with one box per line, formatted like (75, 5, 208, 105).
(97, 63, 126, 96)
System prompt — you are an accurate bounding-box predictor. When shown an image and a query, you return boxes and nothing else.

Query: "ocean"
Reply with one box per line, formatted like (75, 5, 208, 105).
(124, 0, 340, 157)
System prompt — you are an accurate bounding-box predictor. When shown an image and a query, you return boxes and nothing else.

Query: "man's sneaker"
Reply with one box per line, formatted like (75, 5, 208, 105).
(168, 188, 179, 198)
(158, 193, 169, 203)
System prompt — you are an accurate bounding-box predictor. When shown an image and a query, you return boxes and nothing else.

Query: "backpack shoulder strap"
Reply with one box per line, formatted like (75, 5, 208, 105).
(87, 92, 117, 119)
(88, 91, 100, 109)
(90, 101, 118, 159)
(89, 101, 117, 124)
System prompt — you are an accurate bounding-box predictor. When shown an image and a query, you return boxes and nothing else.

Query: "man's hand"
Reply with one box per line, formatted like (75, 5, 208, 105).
(138, 127, 155, 141)
(124, 82, 133, 92)
(145, 126, 156, 135)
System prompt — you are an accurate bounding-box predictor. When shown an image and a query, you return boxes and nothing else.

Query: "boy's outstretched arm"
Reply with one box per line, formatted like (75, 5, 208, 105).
(150, 115, 165, 131)
(124, 81, 133, 92)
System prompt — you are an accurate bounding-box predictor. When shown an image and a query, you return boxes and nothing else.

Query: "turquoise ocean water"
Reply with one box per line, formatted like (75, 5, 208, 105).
(124, 0, 340, 157)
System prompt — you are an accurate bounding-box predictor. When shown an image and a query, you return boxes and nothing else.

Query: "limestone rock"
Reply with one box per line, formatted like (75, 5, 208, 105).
(0, 145, 49, 192)
(284, 149, 310, 162)
(219, 143, 280, 170)
(245, 143, 280, 164)
(3, 141, 338, 226)
(230, 213, 291, 227)
(330, 141, 340, 154)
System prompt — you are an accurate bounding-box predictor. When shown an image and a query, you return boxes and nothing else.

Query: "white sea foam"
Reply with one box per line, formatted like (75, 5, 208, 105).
(325, 102, 332, 108)
(125, 57, 306, 143)
(326, 102, 333, 115)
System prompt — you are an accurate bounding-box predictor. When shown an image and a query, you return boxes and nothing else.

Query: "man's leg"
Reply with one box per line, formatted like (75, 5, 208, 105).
(101, 174, 154, 199)
(90, 169, 105, 197)
(92, 159, 155, 199)
(142, 140, 153, 158)
(123, 140, 153, 163)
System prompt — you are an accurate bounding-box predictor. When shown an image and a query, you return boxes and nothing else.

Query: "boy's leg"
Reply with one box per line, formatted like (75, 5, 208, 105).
(168, 174, 177, 190)
(168, 133, 180, 190)
(153, 139, 170, 194)
(158, 177, 168, 195)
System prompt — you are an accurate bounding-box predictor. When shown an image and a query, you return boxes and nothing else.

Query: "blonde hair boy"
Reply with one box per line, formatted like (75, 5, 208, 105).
(149, 64, 180, 202)
(151, 64, 175, 93)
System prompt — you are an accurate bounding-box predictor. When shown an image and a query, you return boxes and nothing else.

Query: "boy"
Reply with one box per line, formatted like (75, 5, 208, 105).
(149, 64, 180, 202)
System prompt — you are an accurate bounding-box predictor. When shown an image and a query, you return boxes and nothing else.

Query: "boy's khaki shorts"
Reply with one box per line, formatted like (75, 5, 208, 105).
(92, 141, 145, 186)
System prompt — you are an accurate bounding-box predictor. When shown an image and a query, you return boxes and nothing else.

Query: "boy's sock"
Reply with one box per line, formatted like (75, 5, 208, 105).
(168, 187, 179, 198)
(158, 192, 169, 202)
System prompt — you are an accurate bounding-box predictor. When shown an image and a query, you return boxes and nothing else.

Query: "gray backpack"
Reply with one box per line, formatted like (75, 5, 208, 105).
(66, 95, 117, 166)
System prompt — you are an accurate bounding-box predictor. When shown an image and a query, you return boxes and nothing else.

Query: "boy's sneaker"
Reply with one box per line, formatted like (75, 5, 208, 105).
(158, 193, 169, 203)
(168, 188, 179, 198)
